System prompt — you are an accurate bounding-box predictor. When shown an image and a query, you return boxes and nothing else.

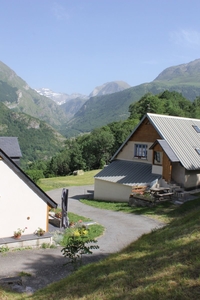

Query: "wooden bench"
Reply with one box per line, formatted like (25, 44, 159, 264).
(154, 192, 174, 201)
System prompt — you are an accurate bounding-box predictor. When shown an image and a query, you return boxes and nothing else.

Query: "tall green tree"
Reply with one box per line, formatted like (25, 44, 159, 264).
(128, 91, 193, 120)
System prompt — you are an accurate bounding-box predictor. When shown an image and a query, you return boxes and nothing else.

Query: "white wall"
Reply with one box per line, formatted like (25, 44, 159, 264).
(0, 160, 47, 238)
(94, 179, 132, 202)
(171, 162, 185, 187)
(152, 165, 162, 175)
(185, 170, 200, 190)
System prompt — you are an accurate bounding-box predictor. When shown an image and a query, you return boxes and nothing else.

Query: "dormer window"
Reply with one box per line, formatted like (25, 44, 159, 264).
(134, 144, 147, 159)
(193, 125, 200, 133)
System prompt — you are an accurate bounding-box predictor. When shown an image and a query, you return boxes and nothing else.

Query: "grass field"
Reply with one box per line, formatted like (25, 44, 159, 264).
(38, 170, 101, 192)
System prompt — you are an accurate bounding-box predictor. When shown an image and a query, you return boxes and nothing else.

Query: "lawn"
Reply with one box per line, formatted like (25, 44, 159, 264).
(38, 170, 101, 192)
(80, 198, 187, 223)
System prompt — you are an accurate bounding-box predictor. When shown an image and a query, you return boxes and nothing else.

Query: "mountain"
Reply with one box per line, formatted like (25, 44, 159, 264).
(0, 61, 67, 130)
(2, 58, 200, 139)
(35, 88, 88, 105)
(35, 81, 130, 120)
(0, 102, 66, 169)
(64, 59, 200, 137)
(89, 81, 131, 97)
(154, 58, 200, 84)
(60, 98, 88, 120)
(36, 81, 130, 104)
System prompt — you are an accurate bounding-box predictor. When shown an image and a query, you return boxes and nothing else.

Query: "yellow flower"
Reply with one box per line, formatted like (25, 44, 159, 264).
(82, 230, 88, 235)
(73, 230, 80, 237)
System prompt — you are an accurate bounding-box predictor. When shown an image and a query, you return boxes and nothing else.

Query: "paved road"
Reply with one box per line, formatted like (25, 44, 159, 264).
(0, 186, 163, 292)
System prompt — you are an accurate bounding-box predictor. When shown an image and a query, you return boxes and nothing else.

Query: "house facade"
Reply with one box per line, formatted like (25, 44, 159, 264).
(94, 113, 200, 202)
(0, 147, 57, 239)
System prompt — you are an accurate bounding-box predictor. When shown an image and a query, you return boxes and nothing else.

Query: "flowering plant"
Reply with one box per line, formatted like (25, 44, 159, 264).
(14, 227, 27, 237)
(61, 223, 99, 269)
(35, 227, 45, 236)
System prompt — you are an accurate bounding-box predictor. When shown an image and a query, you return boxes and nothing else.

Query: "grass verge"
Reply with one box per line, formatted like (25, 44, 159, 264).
(80, 198, 193, 223)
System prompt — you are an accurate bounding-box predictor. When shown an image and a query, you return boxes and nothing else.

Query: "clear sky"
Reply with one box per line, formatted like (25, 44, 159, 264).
(0, 0, 200, 95)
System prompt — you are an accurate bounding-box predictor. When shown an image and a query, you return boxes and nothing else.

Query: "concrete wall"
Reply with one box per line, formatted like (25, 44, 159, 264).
(171, 162, 200, 189)
(0, 160, 47, 238)
(94, 179, 132, 202)
(171, 162, 185, 187)
(117, 141, 153, 163)
(185, 169, 200, 190)
(152, 165, 162, 175)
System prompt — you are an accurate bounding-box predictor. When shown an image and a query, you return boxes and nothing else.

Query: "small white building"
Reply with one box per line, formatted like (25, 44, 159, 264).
(0, 139, 57, 239)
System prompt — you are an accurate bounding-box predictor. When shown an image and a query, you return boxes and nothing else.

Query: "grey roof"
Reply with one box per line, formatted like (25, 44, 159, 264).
(149, 139, 179, 162)
(112, 113, 200, 171)
(0, 149, 57, 208)
(0, 137, 22, 158)
(95, 160, 161, 186)
(148, 114, 200, 170)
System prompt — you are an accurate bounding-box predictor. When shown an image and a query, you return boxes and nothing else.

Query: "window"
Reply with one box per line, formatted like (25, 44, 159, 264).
(195, 148, 200, 155)
(154, 151, 162, 164)
(134, 144, 147, 159)
(193, 125, 200, 133)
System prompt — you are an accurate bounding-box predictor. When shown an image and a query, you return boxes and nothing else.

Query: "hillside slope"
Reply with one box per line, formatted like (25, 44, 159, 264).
(89, 80, 131, 97)
(29, 197, 200, 300)
(154, 58, 200, 84)
(0, 102, 66, 168)
(0, 61, 67, 130)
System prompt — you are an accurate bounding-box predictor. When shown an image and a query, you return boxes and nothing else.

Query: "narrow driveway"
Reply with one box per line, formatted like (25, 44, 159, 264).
(0, 186, 163, 292)
(48, 186, 163, 255)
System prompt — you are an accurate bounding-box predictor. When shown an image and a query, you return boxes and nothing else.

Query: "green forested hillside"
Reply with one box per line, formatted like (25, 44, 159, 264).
(0, 103, 66, 169)
(0, 61, 68, 130)
(30, 91, 199, 181)
(65, 81, 200, 137)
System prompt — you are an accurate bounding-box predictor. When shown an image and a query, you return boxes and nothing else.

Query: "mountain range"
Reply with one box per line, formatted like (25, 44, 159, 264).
(1, 58, 200, 139)
(64, 59, 200, 136)
(35, 81, 131, 120)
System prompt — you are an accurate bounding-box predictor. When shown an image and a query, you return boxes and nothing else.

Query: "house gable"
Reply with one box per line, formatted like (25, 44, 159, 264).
(0, 149, 57, 208)
(129, 117, 161, 142)
(114, 116, 162, 163)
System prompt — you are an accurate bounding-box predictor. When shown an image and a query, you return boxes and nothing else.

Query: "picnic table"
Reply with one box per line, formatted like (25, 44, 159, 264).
(150, 187, 174, 201)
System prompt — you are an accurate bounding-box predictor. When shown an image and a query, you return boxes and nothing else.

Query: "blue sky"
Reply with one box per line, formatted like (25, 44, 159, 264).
(0, 0, 200, 95)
